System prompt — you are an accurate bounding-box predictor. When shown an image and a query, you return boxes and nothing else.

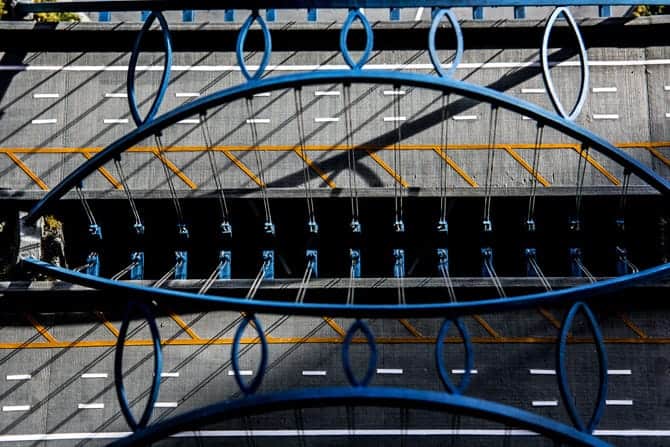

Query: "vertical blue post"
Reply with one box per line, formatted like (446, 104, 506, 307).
(224, 9, 235, 22)
(513, 6, 526, 19)
(262, 250, 274, 280)
(472, 7, 484, 20)
(481, 219, 493, 277)
(99, 11, 111, 22)
(307, 8, 317, 21)
(393, 249, 405, 278)
(599, 6, 611, 17)
(85, 253, 100, 277)
(175, 251, 188, 280)
(141, 11, 150, 21)
(389, 8, 400, 21)
(219, 251, 232, 280)
(182, 10, 194, 22)
(266, 9, 276, 22)
(350, 249, 361, 278)
(437, 219, 448, 276)
(306, 250, 318, 278)
(130, 252, 144, 280)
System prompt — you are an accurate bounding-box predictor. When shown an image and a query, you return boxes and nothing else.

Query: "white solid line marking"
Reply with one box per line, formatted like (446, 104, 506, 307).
(665, 113, 670, 119)
(452, 115, 477, 121)
(383, 90, 406, 96)
(532, 401, 558, 407)
(6, 374, 31, 381)
(77, 403, 104, 410)
(606, 400, 633, 406)
(160, 372, 180, 378)
(302, 370, 327, 376)
(314, 91, 340, 96)
(2, 405, 30, 412)
(592, 86, 617, 93)
(104, 93, 127, 98)
(177, 119, 200, 124)
(521, 88, 546, 94)
(593, 114, 619, 120)
(665, 85, 670, 91)
(451, 369, 478, 374)
(608, 369, 632, 375)
(33, 93, 59, 98)
(175, 92, 200, 98)
(3, 429, 670, 440)
(103, 118, 128, 124)
(522, 116, 532, 120)
(529, 369, 556, 375)
(246, 119, 270, 124)
(154, 402, 178, 408)
(81, 373, 108, 379)
(228, 370, 253, 376)
(314, 117, 339, 123)
(376, 368, 403, 375)
(253, 92, 271, 97)
(414, 7, 424, 21)
(31, 119, 57, 124)
(383, 116, 406, 122)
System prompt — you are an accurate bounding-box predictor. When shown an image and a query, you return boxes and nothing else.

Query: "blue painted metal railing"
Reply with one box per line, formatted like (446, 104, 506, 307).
(15, 4, 670, 446)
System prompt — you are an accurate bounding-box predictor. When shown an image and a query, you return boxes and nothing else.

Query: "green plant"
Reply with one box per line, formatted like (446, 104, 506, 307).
(33, 0, 80, 22)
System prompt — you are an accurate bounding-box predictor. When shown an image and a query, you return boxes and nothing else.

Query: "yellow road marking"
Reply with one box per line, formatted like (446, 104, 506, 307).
(293, 148, 336, 188)
(23, 313, 57, 343)
(364, 149, 410, 187)
(433, 148, 479, 187)
(471, 315, 501, 339)
(5, 153, 49, 190)
(503, 146, 551, 187)
(81, 153, 122, 189)
(151, 148, 198, 189)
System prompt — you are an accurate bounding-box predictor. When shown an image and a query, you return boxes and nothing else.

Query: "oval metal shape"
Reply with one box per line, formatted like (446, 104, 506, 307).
(126, 11, 173, 127)
(557, 302, 608, 434)
(114, 301, 163, 431)
(340, 9, 374, 70)
(428, 9, 463, 79)
(342, 319, 377, 387)
(435, 318, 474, 395)
(231, 314, 268, 395)
(540, 7, 589, 121)
(236, 12, 272, 81)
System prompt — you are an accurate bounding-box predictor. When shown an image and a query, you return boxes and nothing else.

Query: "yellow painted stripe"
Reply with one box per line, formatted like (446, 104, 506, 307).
(219, 149, 265, 187)
(81, 152, 122, 189)
(503, 147, 551, 187)
(94, 311, 120, 337)
(398, 319, 423, 338)
(365, 149, 410, 187)
(293, 148, 336, 188)
(5, 153, 49, 190)
(573, 146, 621, 186)
(618, 313, 648, 338)
(433, 148, 479, 188)
(537, 308, 561, 329)
(647, 147, 670, 168)
(23, 313, 58, 343)
(472, 315, 501, 339)
(322, 317, 346, 337)
(151, 149, 198, 189)
(167, 311, 202, 340)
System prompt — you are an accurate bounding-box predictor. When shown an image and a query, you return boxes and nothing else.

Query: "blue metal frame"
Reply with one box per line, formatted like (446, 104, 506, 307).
(231, 315, 268, 395)
(21, 257, 670, 318)
(236, 12, 272, 81)
(106, 387, 611, 447)
(342, 319, 378, 387)
(340, 9, 374, 70)
(114, 301, 163, 431)
(126, 11, 172, 127)
(428, 8, 463, 79)
(435, 318, 473, 394)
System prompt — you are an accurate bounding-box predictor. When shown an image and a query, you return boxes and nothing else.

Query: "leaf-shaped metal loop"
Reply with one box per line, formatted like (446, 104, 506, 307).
(236, 11, 272, 81)
(557, 302, 608, 433)
(428, 9, 463, 79)
(127, 11, 172, 127)
(342, 319, 377, 387)
(340, 9, 374, 70)
(540, 6, 589, 121)
(114, 301, 163, 431)
(435, 318, 474, 395)
(231, 314, 268, 395)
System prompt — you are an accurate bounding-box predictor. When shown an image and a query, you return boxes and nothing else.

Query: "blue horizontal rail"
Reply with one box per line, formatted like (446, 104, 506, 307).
(14, 0, 663, 14)
(107, 387, 611, 447)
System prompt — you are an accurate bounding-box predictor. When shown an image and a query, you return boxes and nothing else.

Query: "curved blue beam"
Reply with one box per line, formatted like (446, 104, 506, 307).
(107, 386, 611, 447)
(24, 70, 670, 224)
(21, 257, 670, 318)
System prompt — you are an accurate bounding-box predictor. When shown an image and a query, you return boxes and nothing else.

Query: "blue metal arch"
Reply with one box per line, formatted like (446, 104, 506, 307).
(24, 69, 670, 224)
(106, 387, 611, 446)
(21, 256, 670, 318)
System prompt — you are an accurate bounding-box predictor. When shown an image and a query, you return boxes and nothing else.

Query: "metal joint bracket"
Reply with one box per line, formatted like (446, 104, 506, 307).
(350, 249, 361, 278)
(393, 248, 405, 278)
(306, 249, 318, 278)
(262, 250, 274, 280)
(175, 251, 188, 280)
(219, 250, 232, 280)
(130, 251, 144, 280)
